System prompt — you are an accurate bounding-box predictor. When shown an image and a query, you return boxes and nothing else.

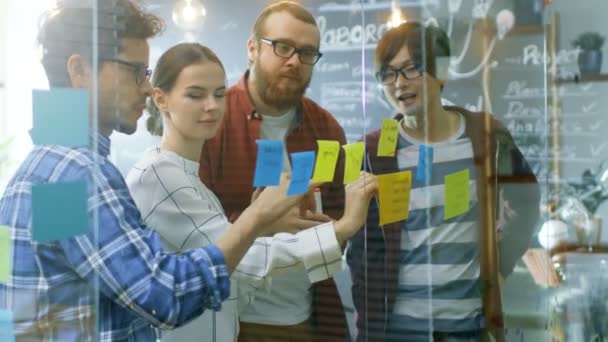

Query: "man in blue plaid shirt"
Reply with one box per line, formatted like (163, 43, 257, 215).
(0, 1, 317, 340)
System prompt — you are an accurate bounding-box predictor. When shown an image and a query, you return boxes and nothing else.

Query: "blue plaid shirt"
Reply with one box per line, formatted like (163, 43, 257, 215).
(0, 133, 230, 341)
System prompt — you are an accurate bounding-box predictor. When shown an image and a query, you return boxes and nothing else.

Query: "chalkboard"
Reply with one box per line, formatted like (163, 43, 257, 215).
(490, 33, 552, 181)
(309, 3, 418, 142)
(144, 0, 608, 184)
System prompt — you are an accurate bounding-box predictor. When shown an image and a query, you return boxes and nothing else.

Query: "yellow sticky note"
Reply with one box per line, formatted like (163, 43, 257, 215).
(377, 119, 399, 157)
(444, 169, 470, 219)
(0, 225, 10, 282)
(343, 142, 365, 184)
(378, 171, 412, 225)
(312, 140, 340, 182)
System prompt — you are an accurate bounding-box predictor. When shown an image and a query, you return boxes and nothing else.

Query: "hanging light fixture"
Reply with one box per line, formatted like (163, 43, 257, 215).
(387, 0, 406, 29)
(172, 0, 207, 32)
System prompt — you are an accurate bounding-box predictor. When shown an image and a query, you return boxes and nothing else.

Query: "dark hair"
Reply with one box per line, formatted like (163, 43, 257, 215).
(146, 43, 225, 136)
(375, 22, 450, 79)
(252, 1, 317, 40)
(38, 0, 165, 87)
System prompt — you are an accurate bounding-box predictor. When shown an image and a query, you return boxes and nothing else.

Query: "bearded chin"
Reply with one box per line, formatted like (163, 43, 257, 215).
(254, 66, 310, 111)
(263, 83, 306, 110)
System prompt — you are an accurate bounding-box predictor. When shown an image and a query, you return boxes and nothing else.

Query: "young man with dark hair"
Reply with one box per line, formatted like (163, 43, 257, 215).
(347, 22, 540, 341)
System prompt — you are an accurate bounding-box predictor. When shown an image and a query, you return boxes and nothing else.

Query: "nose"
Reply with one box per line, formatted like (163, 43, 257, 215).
(203, 95, 221, 112)
(394, 70, 408, 88)
(285, 52, 302, 67)
(140, 77, 153, 95)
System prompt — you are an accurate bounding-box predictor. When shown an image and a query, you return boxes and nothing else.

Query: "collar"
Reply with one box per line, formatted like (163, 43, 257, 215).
(92, 131, 111, 157)
(236, 70, 303, 127)
(28, 129, 111, 157)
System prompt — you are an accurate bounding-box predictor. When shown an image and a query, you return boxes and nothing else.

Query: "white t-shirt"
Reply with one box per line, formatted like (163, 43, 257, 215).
(239, 108, 314, 325)
(259, 109, 295, 172)
(125, 147, 343, 341)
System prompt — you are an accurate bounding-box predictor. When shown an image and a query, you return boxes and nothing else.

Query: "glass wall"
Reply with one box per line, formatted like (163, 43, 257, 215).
(1, 0, 103, 340)
(1, 0, 607, 341)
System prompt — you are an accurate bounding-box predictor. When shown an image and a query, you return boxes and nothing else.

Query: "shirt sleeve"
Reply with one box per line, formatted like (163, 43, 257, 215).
(495, 127, 540, 277)
(129, 155, 343, 306)
(55, 164, 230, 330)
(233, 221, 343, 297)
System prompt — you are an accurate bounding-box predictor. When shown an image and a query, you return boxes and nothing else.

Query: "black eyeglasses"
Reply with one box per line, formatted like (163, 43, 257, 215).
(260, 38, 323, 65)
(376, 64, 422, 85)
(101, 58, 152, 85)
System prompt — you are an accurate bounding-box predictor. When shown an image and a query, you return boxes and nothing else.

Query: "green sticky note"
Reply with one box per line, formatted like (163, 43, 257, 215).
(0, 226, 10, 282)
(343, 142, 364, 184)
(377, 119, 399, 157)
(444, 169, 470, 220)
(312, 140, 340, 182)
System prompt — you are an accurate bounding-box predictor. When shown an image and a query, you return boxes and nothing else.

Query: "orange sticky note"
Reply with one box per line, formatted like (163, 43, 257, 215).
(0, 225, 10, 282)
(378, 171, 412, 225)
(377, 119, 399, 157)
(343, 142, 365, 184)
(444, 169, 470, 219)
(312, 140, 340, 182)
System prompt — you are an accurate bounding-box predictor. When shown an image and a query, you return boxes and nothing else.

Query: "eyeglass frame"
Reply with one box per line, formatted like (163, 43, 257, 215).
(101, 58, 152, 85)
(259, 38, 323, 65)
(375, 64, 423, 85)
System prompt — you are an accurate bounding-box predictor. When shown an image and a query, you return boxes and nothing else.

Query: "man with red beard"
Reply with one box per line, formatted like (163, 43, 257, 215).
(199, 1, 348, 341)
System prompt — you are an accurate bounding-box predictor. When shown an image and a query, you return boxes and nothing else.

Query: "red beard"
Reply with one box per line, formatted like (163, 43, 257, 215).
(253, 61, 311, 111)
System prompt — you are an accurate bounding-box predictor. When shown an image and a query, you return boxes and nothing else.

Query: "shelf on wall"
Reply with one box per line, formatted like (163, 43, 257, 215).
(474, 20, 546, 36)
(555, 74, 608, 83)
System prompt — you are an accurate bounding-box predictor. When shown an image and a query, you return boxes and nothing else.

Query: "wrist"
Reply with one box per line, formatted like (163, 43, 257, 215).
(334, 218, 354, 245)
(238, 207, 263, 238)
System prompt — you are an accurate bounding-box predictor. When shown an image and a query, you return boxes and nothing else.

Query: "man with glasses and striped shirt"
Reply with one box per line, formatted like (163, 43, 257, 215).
(347, 22, 540, 341)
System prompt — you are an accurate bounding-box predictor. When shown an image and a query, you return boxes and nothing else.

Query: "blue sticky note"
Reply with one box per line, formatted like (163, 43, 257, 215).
(31, 88, 89, 147)
(32, 181, 89, 243)
(253, 140, 284, 187)
(288, 151, 316, 196)
(416, 145, 433, 183)
(0, 310, 15, 342)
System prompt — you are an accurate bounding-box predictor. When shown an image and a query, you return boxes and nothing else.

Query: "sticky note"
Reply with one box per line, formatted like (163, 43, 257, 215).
(444, 169, 470, 220)
(416, 145, 433, 183)
(31, 88, 89, 147)
(0, 310, 15, 342)
(312, 140, 340, 182)
(0, 226, 10, 282)
(253, 140, 284, 187)
(378, 171, 412, 225)
(377, 119, 399, 157)
(32, 181, 89, 243)
(287, 151, 316, 196)
(343, 142, 365, 184)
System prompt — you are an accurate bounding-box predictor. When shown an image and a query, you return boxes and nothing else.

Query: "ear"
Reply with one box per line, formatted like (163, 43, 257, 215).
(247, 37, 258, 64)
(152, 87, 169, 113)
(66, 54, 91, 88)
(435, 56, 450, 82)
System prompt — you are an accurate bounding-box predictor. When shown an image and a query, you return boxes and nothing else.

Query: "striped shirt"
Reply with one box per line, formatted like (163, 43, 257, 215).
(0, 133, 230, 341)
(382, 116, 483, 336)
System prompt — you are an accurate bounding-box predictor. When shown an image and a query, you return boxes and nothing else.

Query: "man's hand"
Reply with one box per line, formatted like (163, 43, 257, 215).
(334, 172, 379, 243)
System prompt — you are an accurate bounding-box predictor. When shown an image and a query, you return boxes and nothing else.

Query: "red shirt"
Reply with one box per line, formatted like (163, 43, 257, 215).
(200, 71, 346, 222)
